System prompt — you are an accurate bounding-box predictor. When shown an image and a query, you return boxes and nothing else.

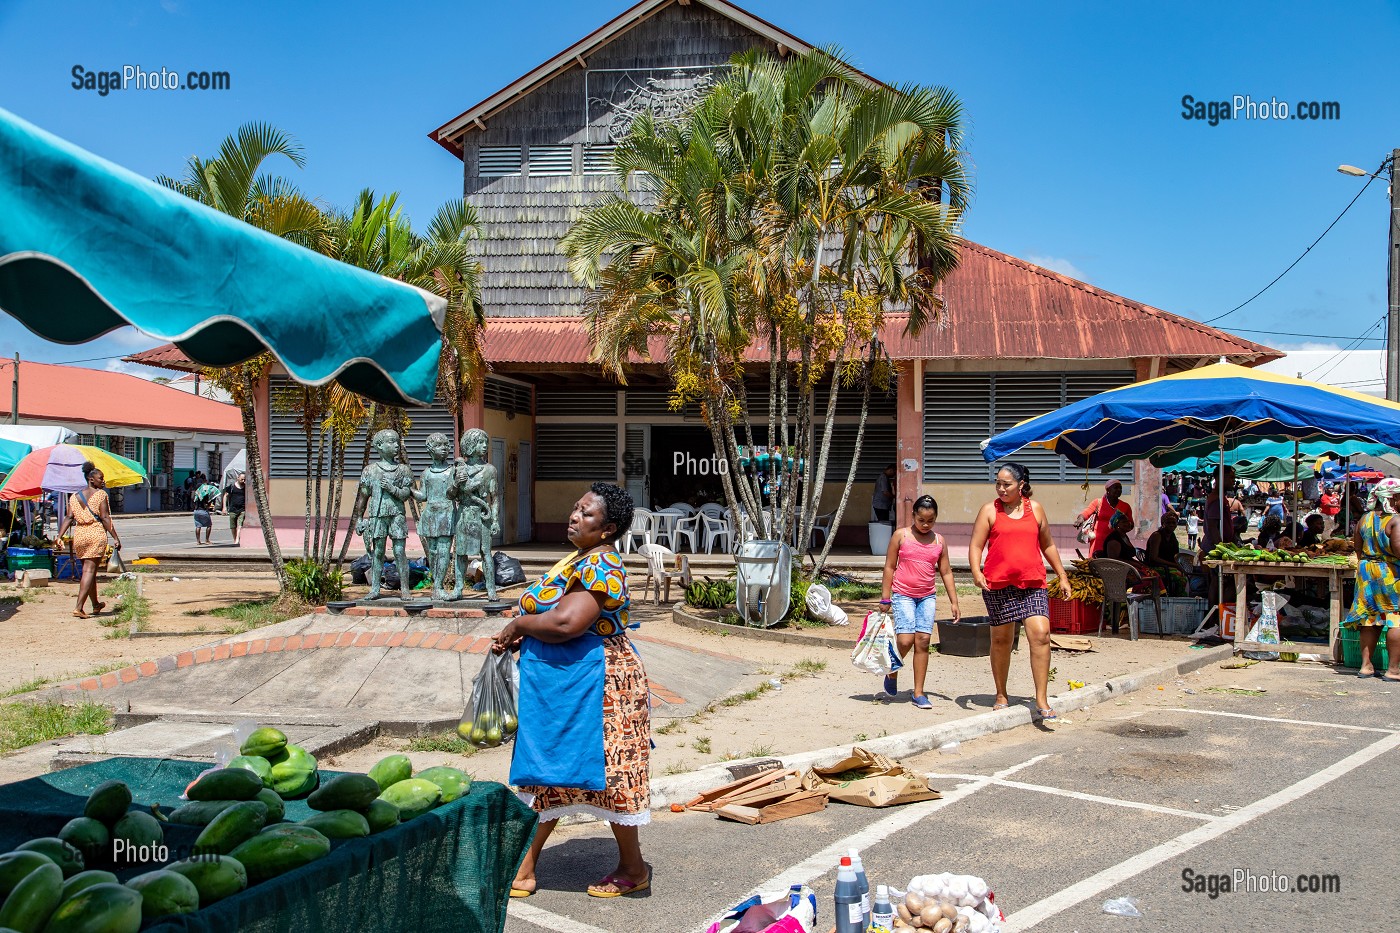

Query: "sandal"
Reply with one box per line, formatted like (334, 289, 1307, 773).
(508, 886, 535, 899)
(587, 869, 651, 898)
(92, 602, 106, 615)
(992, 700, 1010, 711)
(1035, 707, 1058, 722)
(72, 611, 88, 620)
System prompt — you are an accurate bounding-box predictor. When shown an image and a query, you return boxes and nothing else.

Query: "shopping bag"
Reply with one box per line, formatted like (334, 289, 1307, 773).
(706, 885, 816, 933)
(850, 611, 901, 675)
(458, 649, 518, 748)
(105, 546, 125, 574)
(1242, 590, 1284, 661)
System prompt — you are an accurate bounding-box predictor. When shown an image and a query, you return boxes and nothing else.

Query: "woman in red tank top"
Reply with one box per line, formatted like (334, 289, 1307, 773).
(968, 463, 1069, 722)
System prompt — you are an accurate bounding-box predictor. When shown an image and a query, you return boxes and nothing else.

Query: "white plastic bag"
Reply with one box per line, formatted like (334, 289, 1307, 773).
(851, 611, 901, 675)
(1242, 591, 1285, 660)
(804, 584, 849, 626)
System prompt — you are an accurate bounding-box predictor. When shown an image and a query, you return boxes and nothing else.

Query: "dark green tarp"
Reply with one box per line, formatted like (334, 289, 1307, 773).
(0, 757, 535, 933)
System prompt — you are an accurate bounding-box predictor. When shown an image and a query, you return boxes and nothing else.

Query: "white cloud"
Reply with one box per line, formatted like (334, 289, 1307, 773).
(103, 358, 157, 378)
(1270, 341, 1344, 352)
(1026, 254, 1089, 282)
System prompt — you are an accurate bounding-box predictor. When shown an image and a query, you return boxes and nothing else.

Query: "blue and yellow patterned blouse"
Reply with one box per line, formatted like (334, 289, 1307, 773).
(519, 550, 630, 637)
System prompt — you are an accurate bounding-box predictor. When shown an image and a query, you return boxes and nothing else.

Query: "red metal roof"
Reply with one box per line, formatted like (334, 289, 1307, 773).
(123, 343, 201, 372)
(481, 241, 1278, 365)
(2, 360, 241, 433)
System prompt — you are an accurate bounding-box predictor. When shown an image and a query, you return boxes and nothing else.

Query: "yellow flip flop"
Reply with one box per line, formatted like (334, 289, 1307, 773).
(587, 871, 651, 898)
(509, 887, 535, 899)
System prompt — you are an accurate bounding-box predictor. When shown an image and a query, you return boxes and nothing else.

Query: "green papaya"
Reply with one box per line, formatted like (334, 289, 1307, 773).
(123, 870, 198, 920)
(299, 810, 369, 840)
(366, 754, 412, 791)
(378, 779, 441, 820)
(267, 746, 318, 798)
(12, 841, 81, 880)
(227, 755, 272, 783)
(0, 853, 52, 900)
(193, 800, 267, 855)
(81, 782, 131, 828)
(0, 861, 62, 933)
(38, 882, 141, 933)
(255, 788, 285, 824)
(239, 727, 288, 759)
(361, 798, 399, 834)
(415, 767, 471, 803)
(165, 799, 242, 826)
(56, 819, 108, 866)
(228, 825, 330, 884)
(110, 812, 163, 870)
(165, 855, 247, 907)
(187, 768, 264, 802)
(57, 872, 118, 904)
(307, 774, 380, 812)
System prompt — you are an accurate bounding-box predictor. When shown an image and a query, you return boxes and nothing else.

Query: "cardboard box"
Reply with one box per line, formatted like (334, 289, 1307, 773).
(800, 747, 941, 808)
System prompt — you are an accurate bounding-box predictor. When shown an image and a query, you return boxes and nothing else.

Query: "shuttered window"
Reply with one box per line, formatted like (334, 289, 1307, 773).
(536, 387, 618, 416)
(536, 423, 618, 480)
(582, 145, 616, 174)
(623, 387, 700, 419)
(483, 377, 532, 415)
(922, 371, 1134, 483)
(528, 145, 573, 176)
(812, 421, 896, 484)
(478, 146, 522, 177)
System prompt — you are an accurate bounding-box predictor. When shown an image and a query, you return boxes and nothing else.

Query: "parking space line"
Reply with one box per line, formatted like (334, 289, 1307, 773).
(991, 779, 1217, 821)
(696, 755, 1051, 932)
(1001, 731, 1400, 931)
(1166, 707, 1398, 734)
(508, 900, 615, 933)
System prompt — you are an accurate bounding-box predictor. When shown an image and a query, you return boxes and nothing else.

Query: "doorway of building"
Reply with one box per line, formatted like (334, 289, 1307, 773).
(517, 440, 533, 541)
(490, 437, 506, 547)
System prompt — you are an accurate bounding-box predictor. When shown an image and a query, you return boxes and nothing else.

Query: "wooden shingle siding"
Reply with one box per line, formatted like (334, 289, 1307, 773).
(463, 1, 778, 318)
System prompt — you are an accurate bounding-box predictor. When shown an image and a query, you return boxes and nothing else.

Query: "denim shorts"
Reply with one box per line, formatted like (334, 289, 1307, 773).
(890, 593, 936, 635)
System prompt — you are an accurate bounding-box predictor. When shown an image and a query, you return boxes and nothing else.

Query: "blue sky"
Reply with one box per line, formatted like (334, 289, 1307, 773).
(3, 0, 1397, 379)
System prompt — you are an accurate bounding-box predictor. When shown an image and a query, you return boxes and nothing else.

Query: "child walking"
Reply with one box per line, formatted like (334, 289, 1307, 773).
(879, 495, 961, 709)
(1185, 506, 1200, 551)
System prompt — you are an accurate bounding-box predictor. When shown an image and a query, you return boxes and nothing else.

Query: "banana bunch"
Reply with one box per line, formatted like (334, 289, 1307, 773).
(1048, 570, 1104, 603)
(684, 577, 737, 610)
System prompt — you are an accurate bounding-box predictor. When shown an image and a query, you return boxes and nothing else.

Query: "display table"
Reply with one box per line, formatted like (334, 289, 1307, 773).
(1204, 560, 1355, 660)
(0, 757, 536, 933)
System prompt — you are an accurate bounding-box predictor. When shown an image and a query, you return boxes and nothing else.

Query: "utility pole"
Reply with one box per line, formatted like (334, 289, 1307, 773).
(9, 353, 17, 425)
(1389, 149, 1400, 401)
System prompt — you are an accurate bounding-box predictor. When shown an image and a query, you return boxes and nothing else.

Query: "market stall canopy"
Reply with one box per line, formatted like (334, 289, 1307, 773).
(222, 449, 247, 487)
(0, 444, 147, 500)
(1157, 436, 1395, 472)
(0, 438, 30, 474)
(0, 108, 446, 407)
(0, 424, 77, 448)
(1231, 456, 1315, 483)
(981, 362, 1400, 471)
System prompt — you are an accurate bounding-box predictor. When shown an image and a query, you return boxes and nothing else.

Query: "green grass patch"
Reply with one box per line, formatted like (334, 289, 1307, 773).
(0, 590, 41, 605)
(99, 577, 149, 634)
(0, 700, 112, 753)
(827, 580, 882, 600)
(692, 736, 712, 755)
(405, 732, 478, 755)
(654, 720, 685, 736)
(786, 658, 827, 677)
(661, 761, 692, 775)
(185, 596, 310, 634)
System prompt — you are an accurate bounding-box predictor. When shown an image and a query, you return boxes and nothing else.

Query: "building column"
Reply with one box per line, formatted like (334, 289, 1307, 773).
(895, 360, 924, 527)
(1131, 357, 1163, 534)
(460, 395, 485, 434)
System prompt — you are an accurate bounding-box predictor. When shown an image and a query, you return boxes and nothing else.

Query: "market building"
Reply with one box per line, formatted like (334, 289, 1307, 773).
(131, 0, 1278, 551)
(0, 359, 242, 513)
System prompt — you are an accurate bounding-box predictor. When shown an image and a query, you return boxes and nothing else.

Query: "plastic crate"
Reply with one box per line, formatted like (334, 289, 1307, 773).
(936, 616, 1019, 657)
(1049, 597, 1101, 635)
(1339, 627, 1390, 672)
(1136, 597, 1208, 635)
(4, 548, 54, 574)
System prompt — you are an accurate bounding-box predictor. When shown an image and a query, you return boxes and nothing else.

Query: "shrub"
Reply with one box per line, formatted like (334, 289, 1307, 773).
(284, 558, 343, 604)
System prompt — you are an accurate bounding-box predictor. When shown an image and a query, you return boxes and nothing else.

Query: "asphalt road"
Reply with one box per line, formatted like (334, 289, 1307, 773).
(113, 513, 242, 553)
(504, 660, 1400, 933)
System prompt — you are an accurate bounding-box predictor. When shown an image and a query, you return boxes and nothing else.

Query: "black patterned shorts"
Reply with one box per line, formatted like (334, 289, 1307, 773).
(983, 585, 1049, 626)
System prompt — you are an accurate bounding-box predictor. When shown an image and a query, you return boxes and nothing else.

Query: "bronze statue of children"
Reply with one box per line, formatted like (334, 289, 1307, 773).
(414, 432, 457, 601)
(450, 428, 500, 601)
(354, 428, 413, 600)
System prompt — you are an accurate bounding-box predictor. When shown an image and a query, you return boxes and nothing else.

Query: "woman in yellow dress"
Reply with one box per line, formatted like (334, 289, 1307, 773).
(1344, 477, 1400, 679)
(56, 463, 122, 619)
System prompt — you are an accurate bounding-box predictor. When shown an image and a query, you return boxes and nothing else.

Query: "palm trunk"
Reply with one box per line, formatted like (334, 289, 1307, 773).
(814, 345, 876, 573)
(240, 370, 285, 587)
(336, 404, 379, 566)
(311, 421, 328, 562)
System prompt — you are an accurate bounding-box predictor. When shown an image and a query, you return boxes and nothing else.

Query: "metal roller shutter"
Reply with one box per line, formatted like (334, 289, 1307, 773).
(536, 423, 618, 481)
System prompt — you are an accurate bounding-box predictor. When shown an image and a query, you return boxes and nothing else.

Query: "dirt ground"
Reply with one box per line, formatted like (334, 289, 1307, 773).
(0, 572, 280, 694)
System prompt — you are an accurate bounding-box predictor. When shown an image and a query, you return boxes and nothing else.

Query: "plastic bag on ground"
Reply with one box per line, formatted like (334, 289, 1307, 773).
(458, 650, 518, 748)
(803, 583, 849, 625)
(494, 552, 526, 587)
(1242, 590, 1285, 660)
(1101, 896, 1143, 918)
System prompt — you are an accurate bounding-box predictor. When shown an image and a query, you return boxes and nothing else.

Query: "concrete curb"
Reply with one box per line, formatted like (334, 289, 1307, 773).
(647, 642, 1236, 809)
(671, 605, 857, 650)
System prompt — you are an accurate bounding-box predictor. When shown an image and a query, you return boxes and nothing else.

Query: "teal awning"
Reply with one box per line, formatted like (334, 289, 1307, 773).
(0, 108, 445, 407)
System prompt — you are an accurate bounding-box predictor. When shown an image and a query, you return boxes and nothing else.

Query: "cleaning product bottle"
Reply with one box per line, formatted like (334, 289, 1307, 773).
(834, 857, 863, 933)
(870, 884, 895, 933)
(848, 848, 871, 927)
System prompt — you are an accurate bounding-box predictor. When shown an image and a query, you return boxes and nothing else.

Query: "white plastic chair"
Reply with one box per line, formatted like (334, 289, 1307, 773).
(621, 508, 654, 554)
(667, 502, 697, 516)
(807, 511, 835, 549)
(670, 511, 701, 552)
(637, 543, 692, 604)
(699, 510, 733, 553)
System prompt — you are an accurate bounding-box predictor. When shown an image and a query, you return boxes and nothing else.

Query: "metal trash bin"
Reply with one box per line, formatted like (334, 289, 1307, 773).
(734, 539, 792, 627)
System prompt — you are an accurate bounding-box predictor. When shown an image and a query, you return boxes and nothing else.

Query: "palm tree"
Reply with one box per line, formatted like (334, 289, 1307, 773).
(157, 124, 328, 587)
(566, 48, 969, 572)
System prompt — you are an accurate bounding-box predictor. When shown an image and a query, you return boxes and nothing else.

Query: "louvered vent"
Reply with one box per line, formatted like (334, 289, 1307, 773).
(536, 423, 618, 480)
(582, 145, 616, 174)
(478, 146, 522, 177)
(536, 387, 617, 416)
(483, 377, 532, 415)
(528, 145, 573, 176)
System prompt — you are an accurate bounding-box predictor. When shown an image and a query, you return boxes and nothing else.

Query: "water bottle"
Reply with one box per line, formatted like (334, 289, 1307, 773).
(848, 848, 870, 927)
(834, 857, 863, 933)
(870, 884, 895, 933)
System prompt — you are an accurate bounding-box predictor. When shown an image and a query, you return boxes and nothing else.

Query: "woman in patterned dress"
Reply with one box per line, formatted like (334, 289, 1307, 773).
(493, 482, 650, 899)
(1344, 477, 1400, 679)
(56, 463, 122, 619)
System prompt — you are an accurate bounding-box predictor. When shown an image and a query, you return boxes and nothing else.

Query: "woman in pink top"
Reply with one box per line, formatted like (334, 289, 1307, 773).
(879, 495, 960, 709)
(969, 463, 1069, 722)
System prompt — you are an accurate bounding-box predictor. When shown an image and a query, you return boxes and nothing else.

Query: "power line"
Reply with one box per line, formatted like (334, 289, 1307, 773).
(1202, 173, 1380, 325)
(1229, 327, 1385, 341)
(1302, 316, 1386, 382)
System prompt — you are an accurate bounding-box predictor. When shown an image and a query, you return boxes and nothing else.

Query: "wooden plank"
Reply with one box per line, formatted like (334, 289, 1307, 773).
(684, 767, 795, 811)
(715, 790, 828, 825)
